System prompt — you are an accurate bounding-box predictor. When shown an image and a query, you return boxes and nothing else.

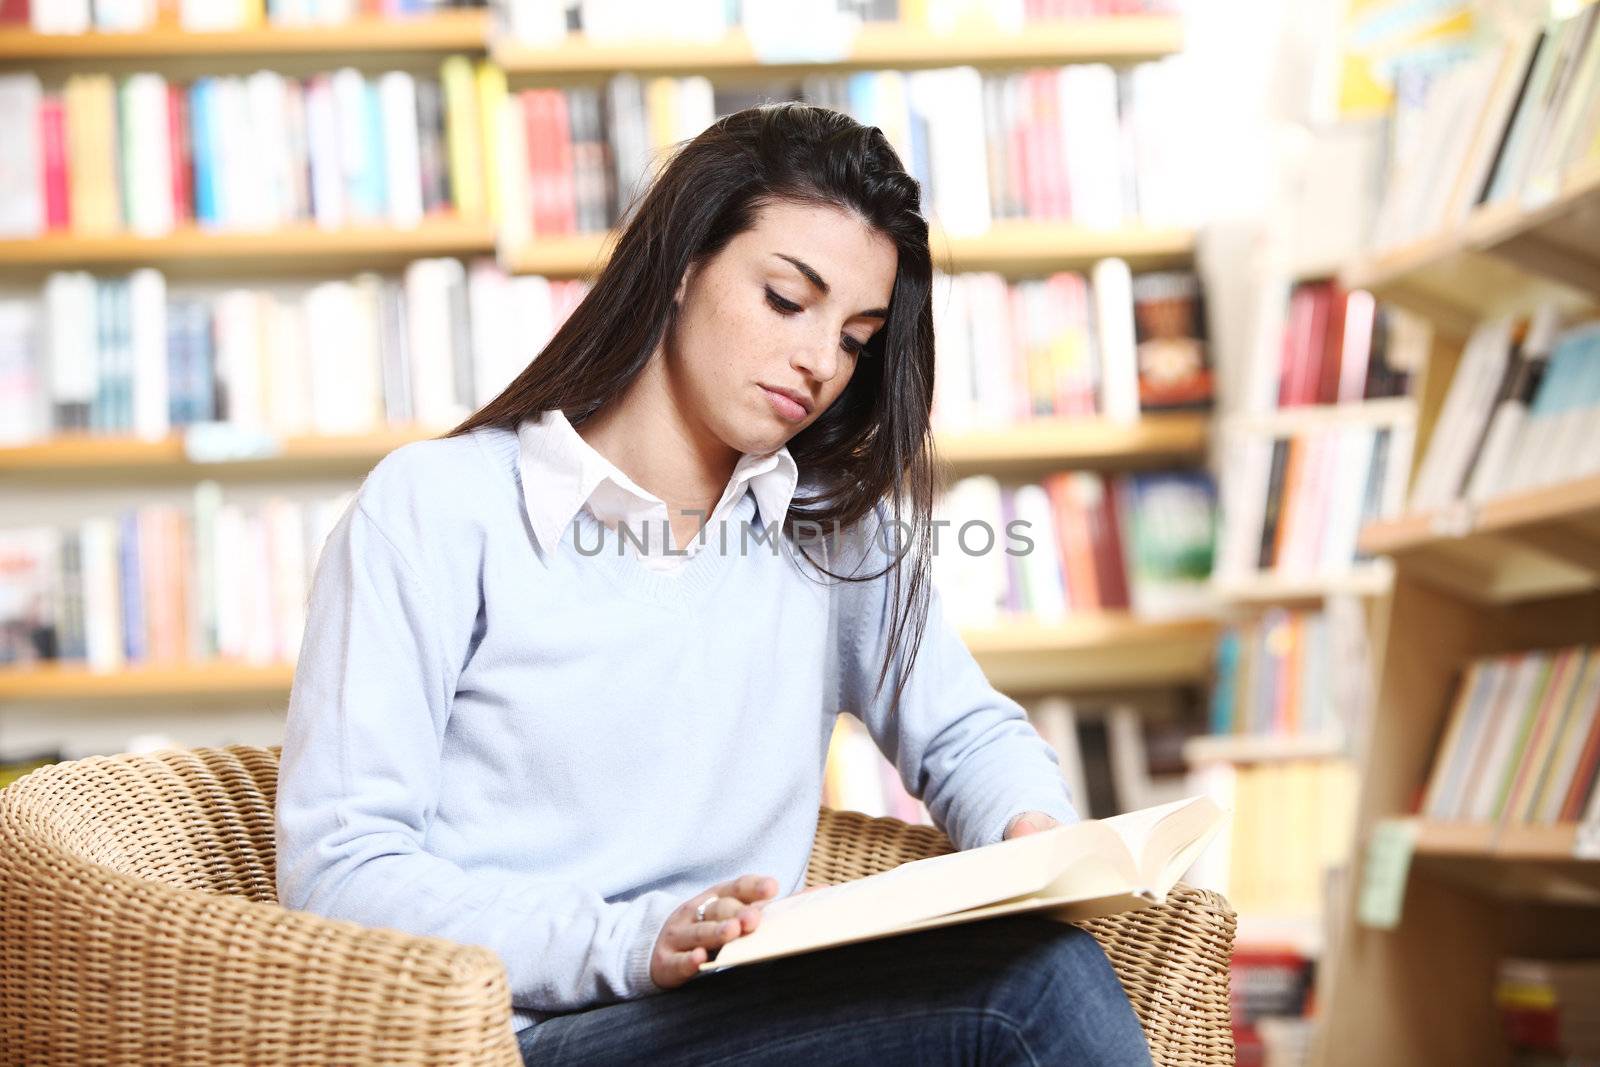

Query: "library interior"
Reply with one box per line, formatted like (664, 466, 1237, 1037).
(2, 1, 1600, 1065)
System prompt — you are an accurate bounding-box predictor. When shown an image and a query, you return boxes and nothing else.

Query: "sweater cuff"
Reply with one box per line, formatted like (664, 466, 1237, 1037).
(625, 895, 675, 997)
(981, 792, 1083, 849)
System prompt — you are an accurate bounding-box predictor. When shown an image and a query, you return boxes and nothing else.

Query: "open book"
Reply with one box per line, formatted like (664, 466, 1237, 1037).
(699, 794, 1226, 974)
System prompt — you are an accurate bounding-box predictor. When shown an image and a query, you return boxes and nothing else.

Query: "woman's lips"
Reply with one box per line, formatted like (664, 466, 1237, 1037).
(761, 385, 808, 422)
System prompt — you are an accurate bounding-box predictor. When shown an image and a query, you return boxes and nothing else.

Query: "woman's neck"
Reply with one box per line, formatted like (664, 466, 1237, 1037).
(575, 357, 739, 526)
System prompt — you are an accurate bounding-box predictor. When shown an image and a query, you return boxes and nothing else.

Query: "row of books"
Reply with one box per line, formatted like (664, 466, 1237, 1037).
(499, 0, 1178, 45)
(931, 470, 1215, 624)
(0, 487, 354, 669)
(1419, 645, 1600, 827)
(7, 0, 483, 33)
(929, 264, 1210, 431)
(1210, 609, 1346, 742)
(1495, 957, 1600, 1063)
(0, 62, 501, 237)
(1372, 6, 1600, 254)
(1230, 950, 1317, 1067)
(821, 714, 933, 826)
(1190, 757, 1358, 920)
(0, 57, 1198, 241)
(0, 262, 591, 443)
(1409, 310, 1600, 514)
(1213, 422, 1413, 583)
(1243, 280, 1411, 413)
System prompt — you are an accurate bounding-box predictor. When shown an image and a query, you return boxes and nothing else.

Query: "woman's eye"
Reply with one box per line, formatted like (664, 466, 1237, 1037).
(841, 335, 866, 356)
(764, 287, 802, 314)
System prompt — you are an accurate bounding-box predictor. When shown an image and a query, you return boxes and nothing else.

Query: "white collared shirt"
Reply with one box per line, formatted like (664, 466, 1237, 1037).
(515, 408, 800, 572)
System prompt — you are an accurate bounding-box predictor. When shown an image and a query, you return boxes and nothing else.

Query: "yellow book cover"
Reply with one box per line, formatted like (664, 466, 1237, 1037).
(440, 55, 484, 222)
(475, 63, 508, 226)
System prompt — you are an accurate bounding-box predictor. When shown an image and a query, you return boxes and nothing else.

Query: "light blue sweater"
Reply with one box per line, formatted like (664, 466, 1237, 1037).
(274, 425, 1080, 1034)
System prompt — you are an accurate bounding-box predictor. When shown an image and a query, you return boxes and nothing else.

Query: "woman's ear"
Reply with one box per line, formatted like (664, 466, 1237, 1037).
(673, 260, 698, 309)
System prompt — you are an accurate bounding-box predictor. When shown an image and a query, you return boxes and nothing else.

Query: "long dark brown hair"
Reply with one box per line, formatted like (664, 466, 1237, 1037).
(448, 102, 938, 714)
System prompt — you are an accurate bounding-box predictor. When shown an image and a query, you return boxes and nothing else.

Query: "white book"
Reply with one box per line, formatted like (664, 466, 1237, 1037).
(1539, 327, 1600, 487)
(378, 72, 423, 229)
(0, 75, 43, 238)
(495, 91, 532, 252)
(1012, 483, 1067, 623)
(1058, 65, 1123, 228)
(214, 289, 267, 431)
(503, 0, 567, 43)
(43, 271, 96, 426)
(508, 274, 557, 370)
(305, 76, 344, 228)
(305, 281, 360, 433)
(1409, 317, 1515, 511)
(909, 67, 991, 238)
(1092, 257, 1139, 422)
(0, 300, 41, 444)
(1108, 705, 1151, 814)
(1320, 427, 1377, 572)
(405, 258, 470, 429)
(1379, 421, 1416, 521)
(467, 260, 515, 408)
(78, 517, 123, 672)
(123, 74, 175, 236)
(213, 504, 243, 661)
(127, 268, 168, 441)
(189, 481, 220, 662)
(331, 68, 375, 225)
(267, 499, 308, 664)
(33, 0, 90, 32)
(244, 71, 294, 228)
(263, 298, 313, 436)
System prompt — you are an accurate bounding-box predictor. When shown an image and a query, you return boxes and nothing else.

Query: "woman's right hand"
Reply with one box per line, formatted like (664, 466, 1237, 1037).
(650, 874, 780, 990)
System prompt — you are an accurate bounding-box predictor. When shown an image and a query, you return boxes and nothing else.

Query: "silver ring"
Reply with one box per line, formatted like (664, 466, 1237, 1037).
(695, 896, 719, 923)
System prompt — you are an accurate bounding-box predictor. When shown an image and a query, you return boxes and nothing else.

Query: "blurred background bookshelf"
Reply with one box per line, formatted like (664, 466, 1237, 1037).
(6, 0, 1600, 1064)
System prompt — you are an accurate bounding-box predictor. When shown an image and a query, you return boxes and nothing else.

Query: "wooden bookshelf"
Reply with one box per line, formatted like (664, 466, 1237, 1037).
(1357, 473, 1600, 604)
(504, 222, 1196, 278)
(1211, 563, 1394, 607)
(0, 11, 491, 61)
(0, 218, 498, 275)
(0, 219, 497, 273)
(492, 16, 1183, 79)
(1342, 159, 1600, 336)
(960, 614, 1218, 693)
(0, 661, 295, 702)
(1, 415, 1205, 483)
(1183, 732, 1347, 766)
(935, 413, 1207, 473)
(0, 617, 1213, 703)
(1222, 396, 1415, 438)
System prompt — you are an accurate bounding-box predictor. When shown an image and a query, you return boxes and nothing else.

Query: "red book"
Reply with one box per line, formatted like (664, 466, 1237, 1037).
(1277, 287, 1314, 408)
(548, 89, 575, 236)
(1316, 286, 1349, 404)
(1559, 685, 1600, 821)
(1008, 79, 1035, 218)
(0, 0, 29, 24)
(1298, 283, 1331, 406)
(1098, 476, 1134, 611)
(1044, 473, 1097, 611)
(167, 83, 193, 226)
(1083, 474, 1130, 612)
(521, 90, 550, 237)
(39, 94, 68, 231)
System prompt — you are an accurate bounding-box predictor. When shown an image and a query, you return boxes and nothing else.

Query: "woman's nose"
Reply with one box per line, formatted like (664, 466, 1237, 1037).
(791, 330, 840, 383)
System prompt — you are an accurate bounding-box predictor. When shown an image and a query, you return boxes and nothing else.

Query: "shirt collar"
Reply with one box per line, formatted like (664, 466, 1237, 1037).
(516, 409, 799, 555)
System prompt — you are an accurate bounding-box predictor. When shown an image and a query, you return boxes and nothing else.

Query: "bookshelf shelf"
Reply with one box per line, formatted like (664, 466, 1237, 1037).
(961, 614, 1218, 693)
(1211, 563, 1394, 606)
(0, 661, 295, 702)
(0, 428, 442, 483)
(0, 12, 491, 60)
(1411, 820, 1582, 861)
(1358, 473, 1600, 604)
(0, 617, 1214, 704)
(502, 222, 1197, 278)
(1342, 161, 1600, 335)
(1, 415, 1205, 482)
(491, 16, 1184, 80)
(1183, 733, 1347, 766)
(0, 218, 498, 275)
(935, 413, 1207, 473)
(1222, 397, 1415, 438)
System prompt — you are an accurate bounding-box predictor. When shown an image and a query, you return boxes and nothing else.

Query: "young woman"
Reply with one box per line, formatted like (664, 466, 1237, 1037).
(275, 102, 1152, 1066)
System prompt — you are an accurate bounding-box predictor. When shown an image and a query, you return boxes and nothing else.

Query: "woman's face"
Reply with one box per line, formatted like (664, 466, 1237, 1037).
(666, 199, 898, 457)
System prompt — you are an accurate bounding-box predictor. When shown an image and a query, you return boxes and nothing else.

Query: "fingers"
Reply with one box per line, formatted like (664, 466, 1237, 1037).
(666, 876, 780, 953)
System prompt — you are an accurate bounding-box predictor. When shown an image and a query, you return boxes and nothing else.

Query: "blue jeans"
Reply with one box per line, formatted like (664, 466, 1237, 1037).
(516, 914, 1154, 1065)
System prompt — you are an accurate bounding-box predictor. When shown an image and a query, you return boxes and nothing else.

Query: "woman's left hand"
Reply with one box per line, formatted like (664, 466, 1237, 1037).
(1003, 810, 1060, 840)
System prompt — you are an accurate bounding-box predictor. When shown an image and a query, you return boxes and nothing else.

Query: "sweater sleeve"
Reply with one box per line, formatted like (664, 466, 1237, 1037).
(831, 503, 1081, 851)
(274, 491, 678, 1016)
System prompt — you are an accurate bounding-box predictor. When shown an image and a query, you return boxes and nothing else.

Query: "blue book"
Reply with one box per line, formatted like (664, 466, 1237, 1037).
(189, 80, 216, 226)
(118, 509, 145, 663)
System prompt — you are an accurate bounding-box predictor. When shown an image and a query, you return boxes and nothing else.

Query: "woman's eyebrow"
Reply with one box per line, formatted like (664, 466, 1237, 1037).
(773, 253, 889, 319)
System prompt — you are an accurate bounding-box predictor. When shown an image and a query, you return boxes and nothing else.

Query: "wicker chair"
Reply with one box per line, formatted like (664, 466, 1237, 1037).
(0, 745, 1236, 1066)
